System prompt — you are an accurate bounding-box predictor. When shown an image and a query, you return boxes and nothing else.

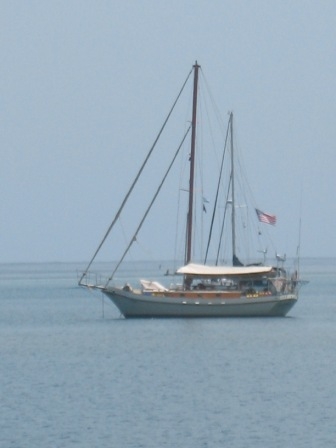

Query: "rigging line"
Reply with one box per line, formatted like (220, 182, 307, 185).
(195, 93, 204, 258)
(216, 172, 232, 265)
(295, 187, 303, 276)
(78, 67, 193, 285)
(230, 127, 277, 258)
(118, 215, 136, 262)
(199, 78, 223, 169)
(200, 69, 228, 138)
(104, 125, 192, 287)
(233, 135, 266, 238)
(174, 188, 184, 269)
(204, 114, 231, 263)
(174, 138, 191, 268)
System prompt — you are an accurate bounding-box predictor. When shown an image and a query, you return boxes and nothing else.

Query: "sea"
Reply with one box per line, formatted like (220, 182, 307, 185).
(1, 258, 335, 448)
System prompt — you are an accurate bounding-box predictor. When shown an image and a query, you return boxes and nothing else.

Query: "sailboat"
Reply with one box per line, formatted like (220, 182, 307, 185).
(79, 62, 304, 317)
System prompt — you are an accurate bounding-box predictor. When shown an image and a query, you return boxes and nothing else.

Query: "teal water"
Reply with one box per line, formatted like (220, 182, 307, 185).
(1, 259, 335, 447)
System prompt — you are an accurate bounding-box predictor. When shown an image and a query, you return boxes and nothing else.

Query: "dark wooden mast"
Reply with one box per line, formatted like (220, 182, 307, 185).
(185, 61, 200, 265)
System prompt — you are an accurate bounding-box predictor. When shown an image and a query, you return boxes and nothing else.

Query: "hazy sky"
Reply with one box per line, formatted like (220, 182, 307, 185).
(2, 0, 336, 262)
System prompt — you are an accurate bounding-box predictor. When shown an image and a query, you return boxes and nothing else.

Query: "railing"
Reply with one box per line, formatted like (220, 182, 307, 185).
(77, 271, 108, 289)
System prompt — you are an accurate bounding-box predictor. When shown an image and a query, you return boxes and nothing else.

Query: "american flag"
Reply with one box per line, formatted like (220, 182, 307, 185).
(255, 208, 276, 226)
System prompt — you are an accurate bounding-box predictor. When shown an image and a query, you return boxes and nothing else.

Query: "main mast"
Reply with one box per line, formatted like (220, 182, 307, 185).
(185, 61, 200, 264)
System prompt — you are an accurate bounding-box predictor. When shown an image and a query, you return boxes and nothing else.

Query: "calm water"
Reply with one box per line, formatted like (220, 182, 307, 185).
(1, 258, 336, 447)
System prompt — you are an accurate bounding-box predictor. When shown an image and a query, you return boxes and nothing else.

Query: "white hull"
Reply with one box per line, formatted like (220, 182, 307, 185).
(103, 287, 297, 318)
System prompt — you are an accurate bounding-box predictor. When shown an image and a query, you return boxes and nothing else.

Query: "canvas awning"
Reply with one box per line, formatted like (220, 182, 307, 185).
(176, 263, 273, 276)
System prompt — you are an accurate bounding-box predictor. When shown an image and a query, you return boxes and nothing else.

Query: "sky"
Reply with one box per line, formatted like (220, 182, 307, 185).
(2, 0, 336, 263)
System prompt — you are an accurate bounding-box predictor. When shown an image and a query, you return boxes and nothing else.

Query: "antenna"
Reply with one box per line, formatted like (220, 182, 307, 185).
(258, 248, 267, 264)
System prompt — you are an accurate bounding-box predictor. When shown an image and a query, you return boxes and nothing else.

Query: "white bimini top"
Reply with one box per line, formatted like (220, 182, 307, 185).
(176, 263, 273, 276)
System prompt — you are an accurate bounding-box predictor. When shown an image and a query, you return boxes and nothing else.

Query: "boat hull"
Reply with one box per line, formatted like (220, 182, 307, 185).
(103, 287, 297, 318)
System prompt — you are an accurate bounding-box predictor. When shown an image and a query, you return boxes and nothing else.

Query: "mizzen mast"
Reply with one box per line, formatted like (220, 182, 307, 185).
(229, 112, 237, 264)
